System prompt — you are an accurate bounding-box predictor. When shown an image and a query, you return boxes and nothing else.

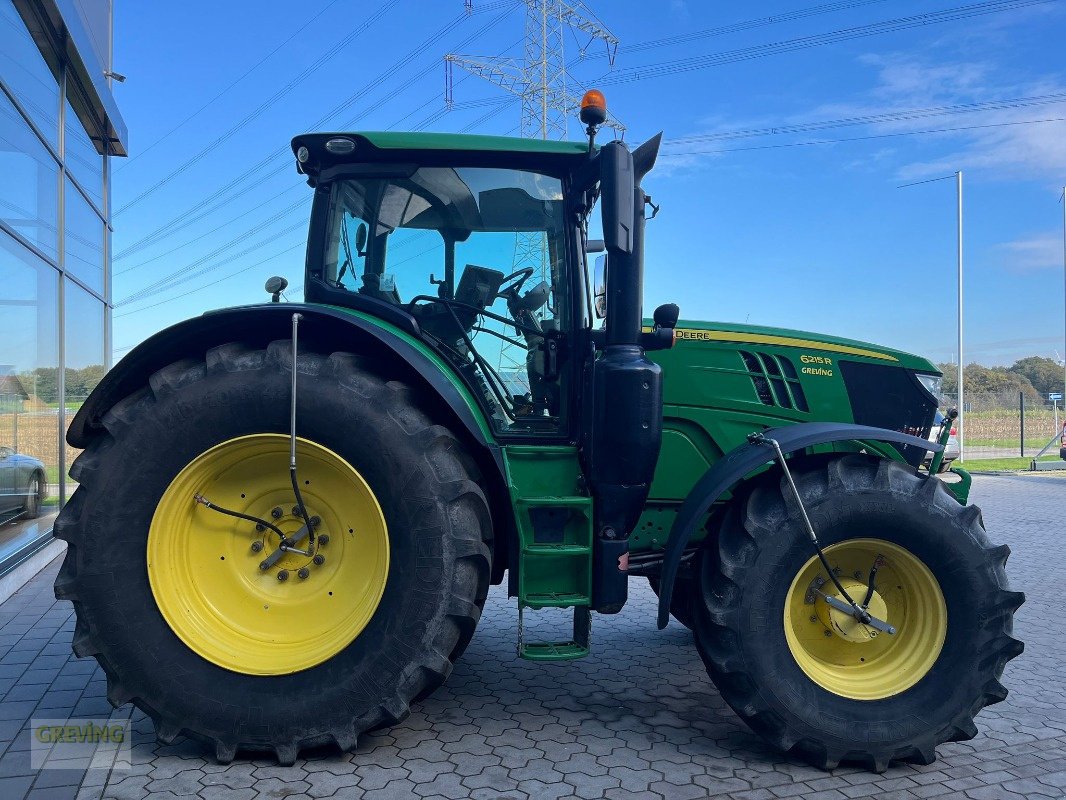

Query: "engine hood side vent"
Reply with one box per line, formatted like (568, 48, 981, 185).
(739, 351, 809, 413)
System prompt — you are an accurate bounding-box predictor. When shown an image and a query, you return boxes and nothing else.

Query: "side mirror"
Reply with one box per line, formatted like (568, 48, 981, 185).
(354, 222, 368, 256)
(599, 142, 634, 255)
(265, 275, 288, 303)
(653, 303, 679, 330)
(593, 255, 607, 319)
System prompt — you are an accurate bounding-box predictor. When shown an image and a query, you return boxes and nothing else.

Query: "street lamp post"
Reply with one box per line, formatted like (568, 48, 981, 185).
(898, 171, 965, 459)
(956, 171, 964, 461)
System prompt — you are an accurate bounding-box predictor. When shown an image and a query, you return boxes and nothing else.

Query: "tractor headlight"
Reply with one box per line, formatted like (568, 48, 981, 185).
(914, 373, 942, 400)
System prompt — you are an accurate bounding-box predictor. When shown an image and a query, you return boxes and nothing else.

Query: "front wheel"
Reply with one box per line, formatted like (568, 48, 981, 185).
(694, 455, 1024, 772)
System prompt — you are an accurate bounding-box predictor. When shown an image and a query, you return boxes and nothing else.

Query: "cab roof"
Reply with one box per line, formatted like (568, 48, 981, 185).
(290, 131, 595, 182)
(294, 130, 591, 155)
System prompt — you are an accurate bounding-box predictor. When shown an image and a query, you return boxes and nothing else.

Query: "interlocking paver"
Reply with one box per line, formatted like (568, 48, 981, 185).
(0, 474, 1063, 799)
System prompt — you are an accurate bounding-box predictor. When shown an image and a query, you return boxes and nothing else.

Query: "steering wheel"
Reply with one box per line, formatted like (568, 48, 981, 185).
(497, 267, 535, 298)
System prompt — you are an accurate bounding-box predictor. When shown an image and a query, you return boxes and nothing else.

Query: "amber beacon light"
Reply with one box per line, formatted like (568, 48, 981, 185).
(579, 89, 607, 127)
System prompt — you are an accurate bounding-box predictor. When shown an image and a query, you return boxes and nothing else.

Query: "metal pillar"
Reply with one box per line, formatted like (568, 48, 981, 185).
(956, 170, 964, 462)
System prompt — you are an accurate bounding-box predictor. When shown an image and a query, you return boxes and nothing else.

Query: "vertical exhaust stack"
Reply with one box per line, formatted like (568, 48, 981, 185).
(582, 101, 665, 613)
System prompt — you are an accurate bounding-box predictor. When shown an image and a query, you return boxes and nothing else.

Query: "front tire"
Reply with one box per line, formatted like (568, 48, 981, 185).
(53, 341, 492, 763)
(694, 455, 1024, 772)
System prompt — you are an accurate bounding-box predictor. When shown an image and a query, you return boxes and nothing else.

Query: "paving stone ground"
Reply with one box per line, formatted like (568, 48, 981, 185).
(0, 473, 1063, 800)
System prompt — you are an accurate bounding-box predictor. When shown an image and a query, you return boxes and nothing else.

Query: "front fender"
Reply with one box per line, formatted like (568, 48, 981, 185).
(655, 422, 940, 629)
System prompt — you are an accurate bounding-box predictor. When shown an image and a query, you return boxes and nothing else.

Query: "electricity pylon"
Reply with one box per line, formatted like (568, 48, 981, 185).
(445, 1, 620, 139)
(445, 2, 619, 392)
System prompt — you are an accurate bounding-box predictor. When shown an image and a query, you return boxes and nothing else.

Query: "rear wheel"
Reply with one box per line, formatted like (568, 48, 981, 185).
(23, 474, 41, 519)
(693, 454, 1024, 772)
(54, 341, 492, 763)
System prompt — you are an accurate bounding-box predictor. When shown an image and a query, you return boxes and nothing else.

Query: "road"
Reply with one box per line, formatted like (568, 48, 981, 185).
(0, 473, 1063, 799)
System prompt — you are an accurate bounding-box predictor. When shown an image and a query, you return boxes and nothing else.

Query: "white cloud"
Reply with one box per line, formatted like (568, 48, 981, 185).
(669, 0, 689, 22)
(994, 232, 1065, 273)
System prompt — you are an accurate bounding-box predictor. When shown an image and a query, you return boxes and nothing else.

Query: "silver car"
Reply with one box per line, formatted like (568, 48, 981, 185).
(0, 446, 47, 519)
(925, 411, 961, 472)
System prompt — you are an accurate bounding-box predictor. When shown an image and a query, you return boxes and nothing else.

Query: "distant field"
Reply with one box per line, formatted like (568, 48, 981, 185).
(0, 411, 82, 480)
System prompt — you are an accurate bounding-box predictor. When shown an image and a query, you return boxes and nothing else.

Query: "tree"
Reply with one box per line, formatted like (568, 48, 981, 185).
(1008, 356, 1064, 397)
(937, 362, 1041, 402)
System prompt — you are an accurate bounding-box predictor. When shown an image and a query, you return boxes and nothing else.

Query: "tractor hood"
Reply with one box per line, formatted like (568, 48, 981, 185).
(654, 319, 939, 374)
(646, 318, 941, 467)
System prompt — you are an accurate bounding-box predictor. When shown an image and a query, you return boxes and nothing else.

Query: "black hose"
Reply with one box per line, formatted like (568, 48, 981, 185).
(290, 468, 316, 549)
(194, 494, 286, 541)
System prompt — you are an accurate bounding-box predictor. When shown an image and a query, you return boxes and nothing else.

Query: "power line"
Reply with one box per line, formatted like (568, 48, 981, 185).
(599, 0, 1057, 86)
(115, 36, 514, 295)
(664, 91, 1066, 146)
(113, 183, 303, 276)
(113, 6, 509, 262)
(591, 0, 894, 57)
(116, 0, 346, 172)
(115, 240, 308, 319)
(117, 219, 307, 307)
(115, 34, 516, 309)
(117, 203, 309, 303)
(658, 116, 1066, 157)
(114, 0, 400, 216)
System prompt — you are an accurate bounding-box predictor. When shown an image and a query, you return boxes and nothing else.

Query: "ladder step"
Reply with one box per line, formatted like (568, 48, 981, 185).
(520, 641, 589, 661)
(518, 606, 591, 661)
(523, 592, 589, 609)
(521, 544, 590, 555)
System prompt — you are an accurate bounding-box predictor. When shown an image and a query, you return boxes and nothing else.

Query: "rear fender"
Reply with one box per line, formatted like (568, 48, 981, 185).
(72, 304, 511, 579)
(655, 422, 941, 629)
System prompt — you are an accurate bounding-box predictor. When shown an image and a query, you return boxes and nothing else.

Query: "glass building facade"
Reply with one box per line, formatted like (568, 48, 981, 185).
(0, 0, 125, 571)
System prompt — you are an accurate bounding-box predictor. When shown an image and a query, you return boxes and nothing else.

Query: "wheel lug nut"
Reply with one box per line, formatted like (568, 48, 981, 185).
(310, 516, 321, 528)
(313, 554, 325, 566)
(271, 507, 283, 519)
(277, 570, 289, 581)
(250, 541, 264, 553)
(297, 567, 310, 580)
(256, 523, 265, 532)
(853, 571, 863, 580)
(292, 506, 301, 517)
(259, 560, 269, 571)
(809, 615, 817, 623)
(824, 630, 833, 637)
(317, 534, 329, 546)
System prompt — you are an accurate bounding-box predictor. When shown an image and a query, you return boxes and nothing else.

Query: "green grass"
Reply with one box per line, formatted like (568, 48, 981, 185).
(957, 455, 1066, 472)
(967, 437, 1061, 448)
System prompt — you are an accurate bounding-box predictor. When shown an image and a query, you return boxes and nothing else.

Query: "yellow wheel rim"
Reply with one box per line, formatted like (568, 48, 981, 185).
(783, 538, 946, 700)
(147, 434, 389, 675)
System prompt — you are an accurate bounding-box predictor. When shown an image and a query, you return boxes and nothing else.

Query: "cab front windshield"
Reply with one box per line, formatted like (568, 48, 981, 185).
(323, 166, 569, 432)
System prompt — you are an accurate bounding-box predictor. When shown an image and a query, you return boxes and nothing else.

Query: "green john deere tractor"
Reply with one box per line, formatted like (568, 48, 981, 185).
(56, 93, 1023, 772)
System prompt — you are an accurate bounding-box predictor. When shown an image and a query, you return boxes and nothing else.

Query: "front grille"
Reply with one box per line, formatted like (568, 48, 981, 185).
(838, 360, 936, 466)
(739, 351, 810, 412)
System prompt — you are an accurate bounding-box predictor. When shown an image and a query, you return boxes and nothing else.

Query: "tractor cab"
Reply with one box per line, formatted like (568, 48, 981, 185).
(297, 153, 573, 433)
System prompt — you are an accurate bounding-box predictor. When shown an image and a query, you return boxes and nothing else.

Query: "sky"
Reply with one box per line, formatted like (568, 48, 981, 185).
(109, 0, 1066, 368)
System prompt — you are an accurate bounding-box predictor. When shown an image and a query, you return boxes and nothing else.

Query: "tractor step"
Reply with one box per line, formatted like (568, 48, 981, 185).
(518, 606, 591, 661)
(505, 446, 595, 661)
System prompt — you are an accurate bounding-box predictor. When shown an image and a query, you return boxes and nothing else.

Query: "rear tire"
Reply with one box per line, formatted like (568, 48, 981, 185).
(693, 454, 1024, 772)
(23, 473, 41, 519)
(53, 341, 492, 763)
